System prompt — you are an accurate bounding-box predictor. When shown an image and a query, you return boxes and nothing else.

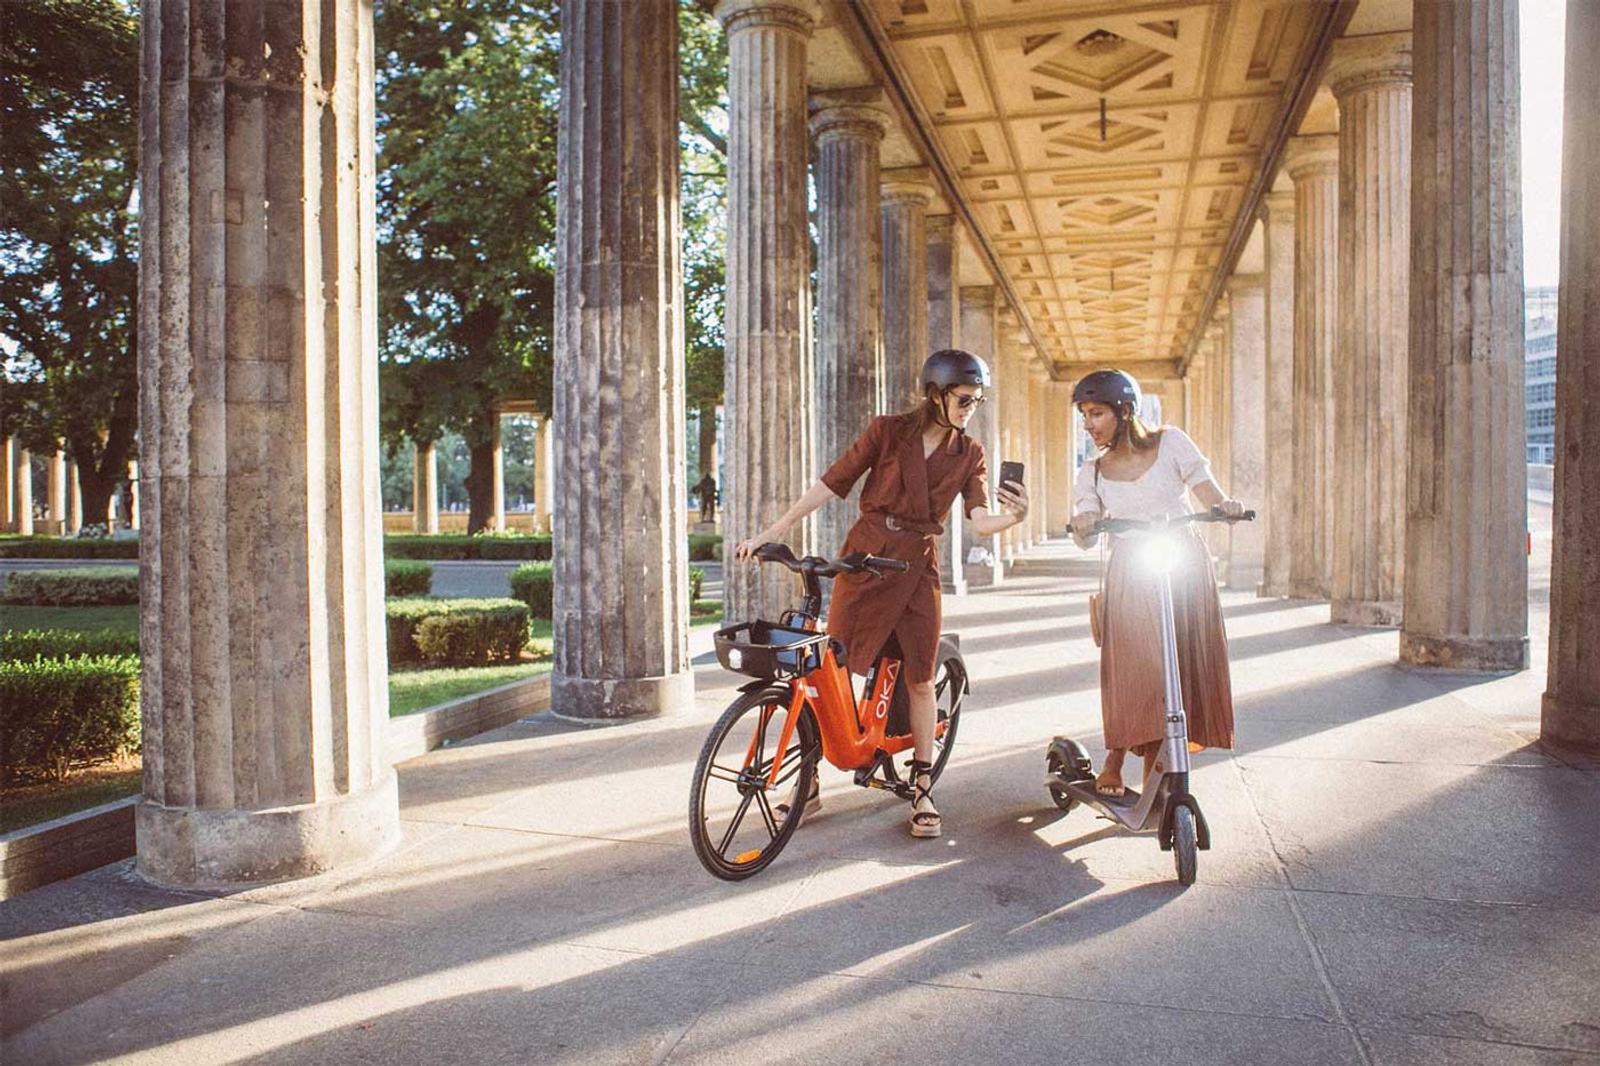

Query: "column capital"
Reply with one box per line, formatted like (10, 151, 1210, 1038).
(1284, 133, 1340, 182)
(959, 283, 996, 309)
(1326, 32, 1412, 99)
(881, 175, 935, 207)
(715, 0, 817, 37)
(1225, 271, 1266, 296)
(926, 213, 957, 241)
(1263, 188, 1296, 219)
(808, 91, 889, 144)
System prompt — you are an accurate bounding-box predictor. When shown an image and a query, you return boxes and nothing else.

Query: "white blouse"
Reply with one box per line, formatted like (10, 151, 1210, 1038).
(1072, 427, 1214, 525)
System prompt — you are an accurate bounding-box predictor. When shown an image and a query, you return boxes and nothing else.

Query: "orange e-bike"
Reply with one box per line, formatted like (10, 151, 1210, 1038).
(688, 543, 969, 880)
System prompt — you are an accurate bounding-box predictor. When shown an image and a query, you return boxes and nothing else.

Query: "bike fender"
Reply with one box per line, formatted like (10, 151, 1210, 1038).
(1158, 792, 1211, 851)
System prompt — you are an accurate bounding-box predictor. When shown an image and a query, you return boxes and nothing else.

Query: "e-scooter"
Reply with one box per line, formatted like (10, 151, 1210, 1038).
(1044, 506, 1254, 886)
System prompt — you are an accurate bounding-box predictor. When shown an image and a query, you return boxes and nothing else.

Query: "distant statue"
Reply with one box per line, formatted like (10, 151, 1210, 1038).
(692, 472, 719, 524)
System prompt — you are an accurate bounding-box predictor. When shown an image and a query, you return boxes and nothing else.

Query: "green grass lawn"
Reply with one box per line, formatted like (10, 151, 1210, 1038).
(0, 603, 140, 636)
(388, 661, 551, 716)
(0, 765, 142, 835)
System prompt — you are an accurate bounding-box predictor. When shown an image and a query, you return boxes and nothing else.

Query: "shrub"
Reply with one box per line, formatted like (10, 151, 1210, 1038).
(508, 562, 553, 619)
(384, 560, 433, 597)
(383, 533, 552, 561)
(0, 655, 141, 784)
(690, 567, 705, 602)
(1, 628, 141, 662)
(385, 597, 530, 666)
(688, 534, 722, 562)
(414, 609, 529, 667)
(0, 535, 140, 560)
(2, 567, 140, 606)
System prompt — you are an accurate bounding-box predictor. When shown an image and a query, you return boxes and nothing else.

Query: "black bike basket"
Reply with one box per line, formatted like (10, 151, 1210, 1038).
(714, 621, 829, 680)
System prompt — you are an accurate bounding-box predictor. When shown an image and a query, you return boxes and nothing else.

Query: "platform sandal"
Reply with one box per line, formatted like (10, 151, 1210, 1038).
(908, 759, 941, 838)
(777, 777, 822, 821)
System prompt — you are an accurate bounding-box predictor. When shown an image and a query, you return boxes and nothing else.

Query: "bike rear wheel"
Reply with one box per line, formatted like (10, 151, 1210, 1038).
(689, 684, 819, 881)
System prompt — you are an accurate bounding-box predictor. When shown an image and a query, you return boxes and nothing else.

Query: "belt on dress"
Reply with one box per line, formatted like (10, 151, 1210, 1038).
(874, 512, 943, 538)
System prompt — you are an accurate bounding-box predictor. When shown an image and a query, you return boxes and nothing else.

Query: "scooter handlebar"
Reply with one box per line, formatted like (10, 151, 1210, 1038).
(1092, 508, 1255, 535)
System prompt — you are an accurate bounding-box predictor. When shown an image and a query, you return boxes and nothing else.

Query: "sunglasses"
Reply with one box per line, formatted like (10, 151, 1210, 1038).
(948, 392, 986, 410)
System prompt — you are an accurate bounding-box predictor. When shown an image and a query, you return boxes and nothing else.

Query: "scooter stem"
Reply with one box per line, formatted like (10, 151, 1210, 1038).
(1155, 565, 1191, 776)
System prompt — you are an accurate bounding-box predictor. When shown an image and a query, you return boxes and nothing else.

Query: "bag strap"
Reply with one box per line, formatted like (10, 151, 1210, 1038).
(1094, 461, 1107, 596)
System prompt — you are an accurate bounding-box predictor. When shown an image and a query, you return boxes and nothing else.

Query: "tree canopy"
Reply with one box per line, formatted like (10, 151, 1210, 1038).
(0, 0, 140, 527)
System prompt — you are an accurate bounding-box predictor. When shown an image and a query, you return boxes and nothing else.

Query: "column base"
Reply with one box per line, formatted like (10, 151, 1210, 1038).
(553, 667, 694, 722)
(1541, 692, 1600, 755)
(1399, 631, 1528, 672)
(1257, 579, 1291, 599)
(1288, 578, 1329, 601)
(1331, 598, 1403, 627)
(940, 578, 968, 597)
(136, 770, 400, 889)
(1226, 565, 1263, 593)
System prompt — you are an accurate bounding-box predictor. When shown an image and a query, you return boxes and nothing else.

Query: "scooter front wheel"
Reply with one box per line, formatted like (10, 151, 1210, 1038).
(1172, 805, 1198, 886)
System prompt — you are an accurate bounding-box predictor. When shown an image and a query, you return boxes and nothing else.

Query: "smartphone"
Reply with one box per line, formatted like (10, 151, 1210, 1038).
(999, 461, 1025, 492)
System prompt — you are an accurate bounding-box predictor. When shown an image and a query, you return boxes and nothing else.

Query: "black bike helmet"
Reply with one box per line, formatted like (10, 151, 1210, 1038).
(1071, 368, 1141, 409)
(921, 349, 991, 390)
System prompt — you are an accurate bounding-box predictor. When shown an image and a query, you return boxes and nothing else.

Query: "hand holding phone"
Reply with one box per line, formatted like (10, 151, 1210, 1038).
(998, 461, 1025, 491)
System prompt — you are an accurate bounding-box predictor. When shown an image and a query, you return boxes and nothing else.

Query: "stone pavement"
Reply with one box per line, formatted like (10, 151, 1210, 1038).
(3, 538, 1596, 1066)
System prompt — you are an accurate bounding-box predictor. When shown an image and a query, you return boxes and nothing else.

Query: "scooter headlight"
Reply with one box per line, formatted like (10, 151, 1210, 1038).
(1139, 533, 1179, 575)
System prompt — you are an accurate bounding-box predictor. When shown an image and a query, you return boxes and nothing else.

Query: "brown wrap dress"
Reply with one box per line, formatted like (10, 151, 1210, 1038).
(820, 414, 989, 683)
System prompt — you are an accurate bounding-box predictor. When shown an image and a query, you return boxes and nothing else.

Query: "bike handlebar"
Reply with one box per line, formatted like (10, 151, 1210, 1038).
(753, 542, 909, 579)
(1092, 506, 1257, 536)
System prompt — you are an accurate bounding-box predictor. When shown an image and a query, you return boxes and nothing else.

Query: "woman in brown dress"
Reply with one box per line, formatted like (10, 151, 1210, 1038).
(734, 350, 1029, 838)
(1068, 369, 1244, 797)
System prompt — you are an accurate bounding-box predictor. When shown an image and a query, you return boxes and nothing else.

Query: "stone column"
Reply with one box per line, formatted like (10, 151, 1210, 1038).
(811, 96, 887, 559)
(0, 437, 11, 530)
(411, 439, 438, 534)
(46, 449, 67, 533)
(1031, 373, 1049, 542)
(489, 416, 505, 532)
(1402, 0, 1527, 671)
(960, 285, 1002, 585)
(533, 416, 552, 534)
(881, 174, 933, 412)
(1544, 0, 1600, 750)
(128, 459, 140, 530)
(11, 445, 33, 535)
(65, 459, 82, 534)
(927, 213, 966, 591)
(1204, 316, 1232, 575)
(1260, 192, 1296, 597)
(927, 215, 959, 351)
(551, 0, 692, 720)
(1046, 380, 1073, 535)
(718, 0, 816, 622)
(135, 0, 399, 885)
(1227, 274, 1268, 591)
(1329, 32, 1413, 626)
(1286, 134, 1340, 600)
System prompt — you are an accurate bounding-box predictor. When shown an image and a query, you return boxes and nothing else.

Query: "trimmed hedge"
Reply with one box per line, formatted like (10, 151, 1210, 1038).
(0, 535, 140, 560)
(1, 628, 141, 661)
(508, 562, 553, 619)
(688, 534, 722, 562)
(386, 597, 529, 666)
(383, 533, 553, 561)
(2, 567, 140, 607)
(384, 559, 434, 597)
(0, 654, 141, 784)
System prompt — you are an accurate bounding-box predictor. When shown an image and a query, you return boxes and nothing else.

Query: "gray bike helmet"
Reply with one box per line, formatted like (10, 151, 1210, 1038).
(921, 349, 991, 390)
(1071, 368, 1141, 408)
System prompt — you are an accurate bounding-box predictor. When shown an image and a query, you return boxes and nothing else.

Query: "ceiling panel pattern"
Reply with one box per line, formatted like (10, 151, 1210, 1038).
(866, 0, 1323, 371)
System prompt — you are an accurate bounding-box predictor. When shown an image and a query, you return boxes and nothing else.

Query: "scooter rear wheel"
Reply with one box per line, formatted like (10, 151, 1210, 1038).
(1172, 805, 1198, 885)
(1045, 751, 1078, 811)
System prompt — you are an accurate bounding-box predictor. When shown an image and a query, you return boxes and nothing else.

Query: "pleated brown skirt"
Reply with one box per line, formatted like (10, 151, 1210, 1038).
(1099, 527, 1235, 752)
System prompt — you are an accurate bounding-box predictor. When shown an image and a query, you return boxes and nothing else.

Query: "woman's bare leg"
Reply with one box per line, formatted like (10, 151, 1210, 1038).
(1096, 748, 1128, 795)
(908, 679, 940, 830)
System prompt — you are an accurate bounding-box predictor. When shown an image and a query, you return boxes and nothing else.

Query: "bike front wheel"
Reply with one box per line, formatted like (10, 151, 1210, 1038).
(689, 683, 819, 881)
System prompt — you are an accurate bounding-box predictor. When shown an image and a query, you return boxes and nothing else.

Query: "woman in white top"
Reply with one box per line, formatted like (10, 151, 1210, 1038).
(1069, 369, 1245, 797)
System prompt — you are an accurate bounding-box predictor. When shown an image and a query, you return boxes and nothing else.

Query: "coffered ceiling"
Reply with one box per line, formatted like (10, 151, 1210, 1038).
(854, 0, 1345, 375)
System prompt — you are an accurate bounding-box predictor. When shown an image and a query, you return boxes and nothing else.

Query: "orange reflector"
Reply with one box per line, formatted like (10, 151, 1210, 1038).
(734, 849, 763, 864)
